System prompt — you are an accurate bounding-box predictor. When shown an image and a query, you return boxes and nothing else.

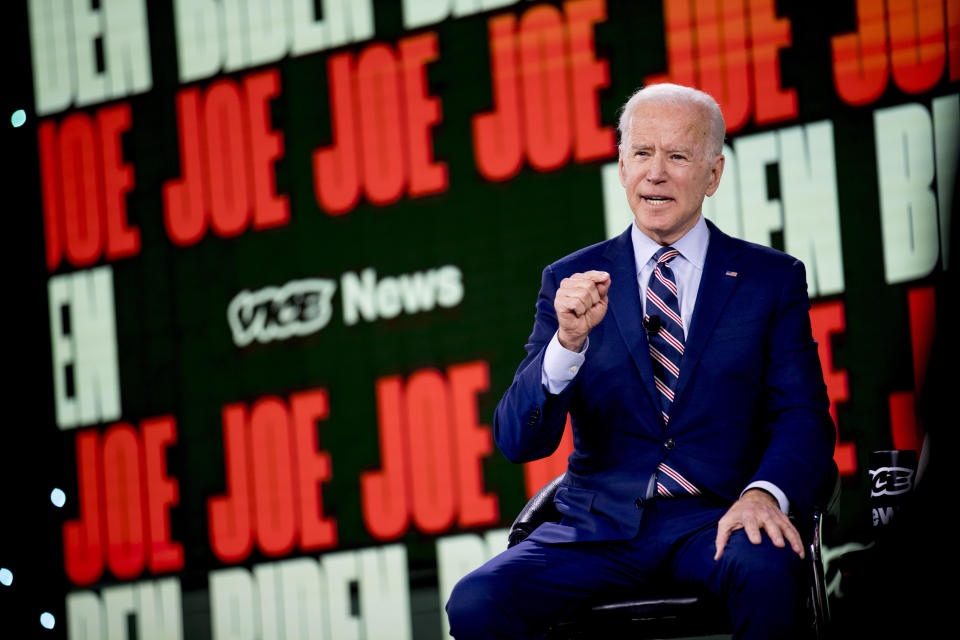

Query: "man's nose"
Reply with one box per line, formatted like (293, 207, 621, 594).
(645, 154, 667, 182)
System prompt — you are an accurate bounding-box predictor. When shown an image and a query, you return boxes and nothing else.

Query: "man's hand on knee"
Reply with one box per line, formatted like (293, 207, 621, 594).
(713, 489, 804, 560)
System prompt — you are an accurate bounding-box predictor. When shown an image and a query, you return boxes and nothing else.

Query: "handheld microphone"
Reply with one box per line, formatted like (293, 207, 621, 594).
(643, 315, 660, 336)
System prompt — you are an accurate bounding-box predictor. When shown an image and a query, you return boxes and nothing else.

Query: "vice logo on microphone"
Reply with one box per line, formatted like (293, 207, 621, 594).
(868, 466, 915, 497)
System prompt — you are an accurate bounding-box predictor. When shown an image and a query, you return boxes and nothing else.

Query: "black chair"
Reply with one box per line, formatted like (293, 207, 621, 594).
(508, 462, 841, 639)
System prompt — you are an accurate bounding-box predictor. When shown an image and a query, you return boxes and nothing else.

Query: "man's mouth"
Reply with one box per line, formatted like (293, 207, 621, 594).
(642, 196, 674, 206)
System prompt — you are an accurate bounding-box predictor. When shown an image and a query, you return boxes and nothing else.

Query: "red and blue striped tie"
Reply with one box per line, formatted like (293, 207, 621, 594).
(645, 247, 700, 498)
(645, 246, 684, 424)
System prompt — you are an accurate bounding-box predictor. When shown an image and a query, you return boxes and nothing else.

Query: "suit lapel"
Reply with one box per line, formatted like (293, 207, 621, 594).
(602, 227, 662, 415)
(671, 220, 743, 410)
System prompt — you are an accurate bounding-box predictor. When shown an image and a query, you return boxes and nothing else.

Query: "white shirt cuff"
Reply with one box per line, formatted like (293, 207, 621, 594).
(742, 481, 789, 514)
(541, 332, 588, 394)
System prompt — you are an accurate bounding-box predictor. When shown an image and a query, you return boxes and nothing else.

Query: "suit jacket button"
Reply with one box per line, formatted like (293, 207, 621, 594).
(663, 438, 675, 451)
(635, 498, 643, 510)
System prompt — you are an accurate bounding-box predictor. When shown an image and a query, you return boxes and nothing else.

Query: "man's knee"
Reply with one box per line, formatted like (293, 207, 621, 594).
(445, 549, 557, 639)
(446, 569, 495, 633)
(718, 531, 805, 592)
(446, 566, 529, 638)
(714, 533, 807, 638)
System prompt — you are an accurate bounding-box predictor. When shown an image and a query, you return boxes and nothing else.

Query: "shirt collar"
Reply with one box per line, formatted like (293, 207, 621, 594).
(631, 214, 710, 274)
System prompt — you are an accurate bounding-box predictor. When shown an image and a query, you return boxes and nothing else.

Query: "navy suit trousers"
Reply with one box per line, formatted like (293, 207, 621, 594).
(446, 497, 804, 639)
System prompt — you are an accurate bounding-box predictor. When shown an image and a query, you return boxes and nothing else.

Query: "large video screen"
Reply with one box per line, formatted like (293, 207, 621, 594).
(5, 0, 957, 637)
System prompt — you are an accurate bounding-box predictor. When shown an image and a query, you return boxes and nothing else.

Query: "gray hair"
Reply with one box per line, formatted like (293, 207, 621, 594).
(617, 83, 726, 157)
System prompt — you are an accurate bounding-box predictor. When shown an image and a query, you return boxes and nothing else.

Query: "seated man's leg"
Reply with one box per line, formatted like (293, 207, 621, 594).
(671, 524, 806, 640)
(446, 537, 656, 640)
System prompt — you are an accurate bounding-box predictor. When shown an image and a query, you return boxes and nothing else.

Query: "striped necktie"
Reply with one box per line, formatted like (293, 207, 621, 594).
(645, 246, 700, 498)
(645, 246, 684, 424)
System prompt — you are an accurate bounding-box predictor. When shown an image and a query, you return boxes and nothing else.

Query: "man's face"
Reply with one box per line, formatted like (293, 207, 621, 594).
(618, 101, 724, 245)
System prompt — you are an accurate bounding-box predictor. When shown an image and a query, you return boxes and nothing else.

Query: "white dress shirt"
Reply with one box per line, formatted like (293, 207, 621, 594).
(539, 215, 789, 513)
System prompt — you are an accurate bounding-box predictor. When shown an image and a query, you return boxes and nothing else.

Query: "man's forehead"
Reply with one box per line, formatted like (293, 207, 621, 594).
(627, 103, 710, 147)
(628, 121, 707, 147)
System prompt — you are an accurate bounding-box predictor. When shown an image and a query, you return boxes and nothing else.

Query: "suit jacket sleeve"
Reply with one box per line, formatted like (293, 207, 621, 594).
(748, 259, 835, 516)
(493, 265, 576, 463)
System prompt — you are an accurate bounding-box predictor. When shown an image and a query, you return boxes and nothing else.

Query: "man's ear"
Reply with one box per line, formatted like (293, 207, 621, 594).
(618, 149, 626, 187)
(704, 154, 725, 197)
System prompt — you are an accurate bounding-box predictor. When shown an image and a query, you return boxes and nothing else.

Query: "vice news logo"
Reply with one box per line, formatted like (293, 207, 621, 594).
(226, 266, 464, 348)
(227, 279, 337, 347)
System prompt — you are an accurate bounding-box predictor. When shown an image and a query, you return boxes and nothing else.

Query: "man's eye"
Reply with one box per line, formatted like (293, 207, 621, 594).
(672, 154, 686, 161)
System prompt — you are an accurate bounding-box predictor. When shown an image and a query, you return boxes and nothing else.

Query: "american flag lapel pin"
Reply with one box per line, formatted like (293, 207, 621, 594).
(725, 270, 738, 277)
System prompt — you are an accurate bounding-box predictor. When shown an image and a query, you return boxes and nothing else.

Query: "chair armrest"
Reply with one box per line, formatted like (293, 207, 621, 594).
(508, 473, 566, 547)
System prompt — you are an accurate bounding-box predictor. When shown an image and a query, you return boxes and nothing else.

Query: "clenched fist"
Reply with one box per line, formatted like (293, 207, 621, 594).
(554, 271, 611, 352)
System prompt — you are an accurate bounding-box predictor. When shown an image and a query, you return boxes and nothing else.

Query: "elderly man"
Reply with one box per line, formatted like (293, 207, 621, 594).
(445, 83, 835, 639)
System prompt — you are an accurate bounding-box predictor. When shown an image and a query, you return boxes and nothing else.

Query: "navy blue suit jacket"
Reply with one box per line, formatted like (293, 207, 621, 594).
(494, 220, 835, 544)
